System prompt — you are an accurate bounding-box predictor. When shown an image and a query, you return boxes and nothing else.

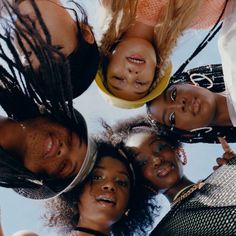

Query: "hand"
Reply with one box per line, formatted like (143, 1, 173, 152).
(213, 137, 236, 171)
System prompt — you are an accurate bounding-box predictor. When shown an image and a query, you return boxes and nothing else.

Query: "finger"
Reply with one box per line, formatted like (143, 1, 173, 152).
(216, 157, 226, 166)
(223, 151, 236, 160)
(218, 137, 232, 153)
(213, 165, 219, 171)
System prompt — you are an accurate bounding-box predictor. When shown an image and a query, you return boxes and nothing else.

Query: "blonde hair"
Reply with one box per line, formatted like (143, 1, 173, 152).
(100, 0, 202, 75)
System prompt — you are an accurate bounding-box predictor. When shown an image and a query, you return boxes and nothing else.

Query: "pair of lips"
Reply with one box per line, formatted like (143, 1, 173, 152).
(126, 55, 145, 65)
(189, 98, 201, 116)
(156, 163, 174, 177)
(44, 134, 61, 158)
(96, 194, 116, 207)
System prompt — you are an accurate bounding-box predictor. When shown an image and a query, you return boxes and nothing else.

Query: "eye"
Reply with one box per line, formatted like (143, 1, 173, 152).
(116, 178, 129, 187)
(170, 87, 177, 101)
(113, 76, 124, 81)
(154, 143, 169, 154)
(135, 80, 146, 86)
(169, 112, 176, 126)
(135, 154, 148, 167)
(53, 45, 64, 50)
(92, 174, 103, 181)
(137, 159, 147, 167)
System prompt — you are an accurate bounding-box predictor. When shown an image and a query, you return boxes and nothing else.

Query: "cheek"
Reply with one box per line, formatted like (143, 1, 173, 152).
(143, 167, 156, 185)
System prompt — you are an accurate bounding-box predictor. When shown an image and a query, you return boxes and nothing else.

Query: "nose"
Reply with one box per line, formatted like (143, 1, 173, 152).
(179, 98, 186, 112)
(172, 98, 186, 112)
(152, 156, 162, 168)
(126, 64, 139, 75)
(102, 181, 116, 192)
(56, 142, 64, 158)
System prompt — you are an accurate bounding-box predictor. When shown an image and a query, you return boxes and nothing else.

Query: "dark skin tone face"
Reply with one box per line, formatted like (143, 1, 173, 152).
(126, 132, 183, 192)
(0, 116, 87, 179)
(15, 0, 94, 70)
(78, 156, 130, 234)
(148, 83, 229, 130)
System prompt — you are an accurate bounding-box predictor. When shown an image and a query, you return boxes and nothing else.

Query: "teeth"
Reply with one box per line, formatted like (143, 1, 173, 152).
(128, 57, 144, 64)
(47, 141, 52, 151)
(97, 197, 115, 204)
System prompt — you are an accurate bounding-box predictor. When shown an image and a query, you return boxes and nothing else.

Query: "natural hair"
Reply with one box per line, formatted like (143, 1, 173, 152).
(101, 115, 181, 149)
(100, 0, 202, 83)
(43, 139, 159, 236)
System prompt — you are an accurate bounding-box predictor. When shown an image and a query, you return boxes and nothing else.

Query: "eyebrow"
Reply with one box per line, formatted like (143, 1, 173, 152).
(149, 136, 160, 146)
(95, 165, 129, 178)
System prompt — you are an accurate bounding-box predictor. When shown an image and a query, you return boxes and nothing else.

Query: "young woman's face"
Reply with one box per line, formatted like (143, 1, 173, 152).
(16, 0, 94, 70)
(78, 156, 130, 228)
(126, 133, 183, 191)
(21, 117, 87, 179)
(148, 83, 217, 130)
(107, 38, 157, 101)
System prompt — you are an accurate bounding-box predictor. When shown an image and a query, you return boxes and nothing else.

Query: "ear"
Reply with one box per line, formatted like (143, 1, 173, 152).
(81, 24, 95, 44)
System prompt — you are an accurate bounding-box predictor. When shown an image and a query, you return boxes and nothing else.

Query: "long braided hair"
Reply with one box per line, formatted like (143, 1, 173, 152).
(0, 1, 87, 190)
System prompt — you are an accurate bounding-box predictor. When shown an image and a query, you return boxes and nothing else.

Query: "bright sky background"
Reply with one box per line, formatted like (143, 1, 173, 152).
(1, 1, 235, 235)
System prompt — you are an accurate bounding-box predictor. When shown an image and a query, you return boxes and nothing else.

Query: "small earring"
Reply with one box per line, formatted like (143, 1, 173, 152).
(125, 209, 130, 217)
(20, 123, 26, 131)
(176, 146, 187, 165)
(144, 185, 158, 195)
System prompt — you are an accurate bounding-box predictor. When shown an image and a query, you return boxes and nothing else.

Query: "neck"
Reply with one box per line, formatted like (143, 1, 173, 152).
(124, 21, 154, 42)
(163, 176, 194, 202)
(73, 227, 107, 236)
(77, 219, 109, 236)
(212, 93, 233, 126)
(0, 117, 26, 159)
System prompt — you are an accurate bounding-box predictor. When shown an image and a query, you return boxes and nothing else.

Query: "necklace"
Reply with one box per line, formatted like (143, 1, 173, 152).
(171, 181, 205, 208)
(73, 227, 108, 236)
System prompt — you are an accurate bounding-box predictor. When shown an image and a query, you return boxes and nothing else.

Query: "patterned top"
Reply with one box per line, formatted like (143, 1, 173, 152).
(136, 0, 226, 29)
(150, 157, 236, 236)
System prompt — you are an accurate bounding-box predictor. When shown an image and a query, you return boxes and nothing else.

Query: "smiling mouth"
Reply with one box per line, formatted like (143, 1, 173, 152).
(156, 163, 175, 177)
(126, 55, 145, 64)
(44, 134, 60, 158)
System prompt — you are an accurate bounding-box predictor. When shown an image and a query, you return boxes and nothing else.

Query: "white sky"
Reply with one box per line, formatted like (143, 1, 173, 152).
(1, 1, 236, 235)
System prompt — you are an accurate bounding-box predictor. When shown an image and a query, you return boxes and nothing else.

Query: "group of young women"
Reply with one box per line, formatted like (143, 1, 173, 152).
(0, 0, 236, 235)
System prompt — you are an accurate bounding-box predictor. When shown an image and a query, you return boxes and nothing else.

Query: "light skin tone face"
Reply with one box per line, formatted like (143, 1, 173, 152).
(107, 37, 157, 101)
(148, 83, 219, 130)
(16, 0, 94, 70)
(126, 132, 183, 192)
(78, 156, 130, 234)
(0, 116, 87, 179)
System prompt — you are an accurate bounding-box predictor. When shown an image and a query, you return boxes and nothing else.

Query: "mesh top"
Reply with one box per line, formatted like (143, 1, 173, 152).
(150, 157, 236, 236)
(136, 0, 226, 28)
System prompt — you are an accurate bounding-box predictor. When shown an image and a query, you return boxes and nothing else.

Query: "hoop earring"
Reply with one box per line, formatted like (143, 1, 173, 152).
(176, 147, 187, 165)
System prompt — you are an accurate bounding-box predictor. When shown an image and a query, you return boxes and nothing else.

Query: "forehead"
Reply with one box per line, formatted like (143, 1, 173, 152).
(126, 132, 155, 149)
(95, 156, 129, 174)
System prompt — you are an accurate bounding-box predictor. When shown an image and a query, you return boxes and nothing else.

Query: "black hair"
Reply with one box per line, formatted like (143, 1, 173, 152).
(146, 64, 236, 144)
(43, 139, 159, 236)
(0, 1, 88, 190)
(2, 0, 99, 98)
